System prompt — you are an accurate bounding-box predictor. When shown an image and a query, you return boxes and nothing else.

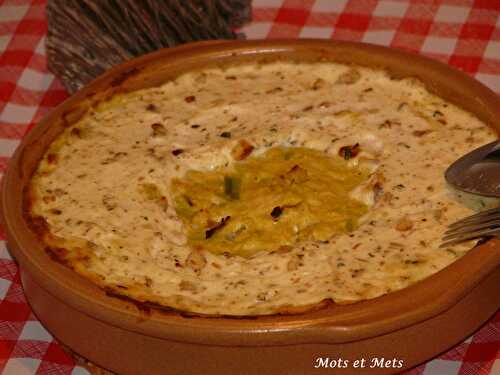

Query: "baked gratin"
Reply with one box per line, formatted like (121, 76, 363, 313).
(26, 61, 495, 316)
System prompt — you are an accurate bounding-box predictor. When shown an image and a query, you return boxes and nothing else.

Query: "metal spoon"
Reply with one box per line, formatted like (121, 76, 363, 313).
(445, 140, 500, 197)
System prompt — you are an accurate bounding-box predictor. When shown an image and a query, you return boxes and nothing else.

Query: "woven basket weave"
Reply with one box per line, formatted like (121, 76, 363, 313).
(46, 0, 252, 93)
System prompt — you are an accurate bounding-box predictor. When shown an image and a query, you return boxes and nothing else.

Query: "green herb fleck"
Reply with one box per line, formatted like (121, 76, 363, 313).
(224, 176, 240, 200)
(345, 219, 354, 232)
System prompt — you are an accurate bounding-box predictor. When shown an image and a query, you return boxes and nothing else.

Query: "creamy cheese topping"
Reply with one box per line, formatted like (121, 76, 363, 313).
(30, 61, 496, 315)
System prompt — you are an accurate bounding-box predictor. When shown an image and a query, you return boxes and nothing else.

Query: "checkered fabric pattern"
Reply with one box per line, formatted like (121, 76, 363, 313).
(0, 0, 498, 374)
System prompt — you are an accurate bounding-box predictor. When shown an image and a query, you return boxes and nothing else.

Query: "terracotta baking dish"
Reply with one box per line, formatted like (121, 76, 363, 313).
(1, 40, 500, 375)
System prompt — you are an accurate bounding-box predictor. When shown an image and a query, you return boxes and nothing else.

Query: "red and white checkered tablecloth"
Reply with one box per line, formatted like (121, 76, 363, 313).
(0, 0, 498, 374)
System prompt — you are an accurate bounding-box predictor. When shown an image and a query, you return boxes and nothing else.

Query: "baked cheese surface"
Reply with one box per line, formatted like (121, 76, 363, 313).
(29, 61, 495, 315)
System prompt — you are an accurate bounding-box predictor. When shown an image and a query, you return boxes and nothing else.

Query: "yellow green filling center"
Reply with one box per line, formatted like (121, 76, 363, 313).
(171, 147, 369, 257)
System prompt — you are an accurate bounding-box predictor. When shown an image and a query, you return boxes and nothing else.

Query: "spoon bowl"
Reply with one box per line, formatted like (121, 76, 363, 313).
(445, 140, 500, 197)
